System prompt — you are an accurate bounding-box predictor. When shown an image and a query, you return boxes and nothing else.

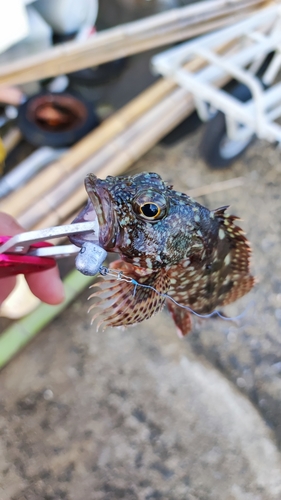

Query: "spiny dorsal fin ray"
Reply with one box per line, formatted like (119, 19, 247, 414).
(212, 206, 230, 218)
(167, 208, 254, 316)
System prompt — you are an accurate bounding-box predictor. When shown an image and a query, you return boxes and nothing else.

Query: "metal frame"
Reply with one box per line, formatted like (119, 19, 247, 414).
(151, 5, 281, 144)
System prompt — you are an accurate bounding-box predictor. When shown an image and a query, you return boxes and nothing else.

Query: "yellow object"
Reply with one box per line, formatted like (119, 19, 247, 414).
(0, 137, 6, 175)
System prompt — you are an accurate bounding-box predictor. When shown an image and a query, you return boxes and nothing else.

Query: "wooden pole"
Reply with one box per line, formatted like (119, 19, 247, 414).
(0, 35, 239, 219)
(0, 2, 272, 226)
(0, 78, 176, 216)
(17, 87, 194, 227)
(0, 55, 211, 217)
(0, 0, 269, 87)
(18, 69, 232, 229)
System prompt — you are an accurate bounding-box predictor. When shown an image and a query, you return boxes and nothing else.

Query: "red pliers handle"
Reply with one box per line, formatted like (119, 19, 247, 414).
(0, 236, 56, 278)
(0, 221, 98, 278)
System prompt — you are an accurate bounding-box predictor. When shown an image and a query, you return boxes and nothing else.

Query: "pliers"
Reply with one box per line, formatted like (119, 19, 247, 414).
(0, 221, 107, 278)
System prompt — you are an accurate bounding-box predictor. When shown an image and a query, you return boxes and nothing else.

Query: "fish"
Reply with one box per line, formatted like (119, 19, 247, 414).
(70, 172, 255, 336)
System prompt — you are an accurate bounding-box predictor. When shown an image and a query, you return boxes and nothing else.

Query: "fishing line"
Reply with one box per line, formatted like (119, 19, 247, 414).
(98, 266, 250, 322)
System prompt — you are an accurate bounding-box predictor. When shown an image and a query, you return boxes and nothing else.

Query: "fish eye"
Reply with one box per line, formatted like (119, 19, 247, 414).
(140, 203, 161, 219)
(132, 190, 168, 222)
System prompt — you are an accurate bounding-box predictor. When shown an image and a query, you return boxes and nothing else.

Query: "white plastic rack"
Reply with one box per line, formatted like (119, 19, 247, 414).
(151, 5, 281, 154)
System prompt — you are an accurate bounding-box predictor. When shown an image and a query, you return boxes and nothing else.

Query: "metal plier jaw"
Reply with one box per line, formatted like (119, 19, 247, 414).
(0, 221, 99, 278)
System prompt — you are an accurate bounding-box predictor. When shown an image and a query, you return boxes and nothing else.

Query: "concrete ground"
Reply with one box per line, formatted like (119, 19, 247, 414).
(1, 1, 281, 499)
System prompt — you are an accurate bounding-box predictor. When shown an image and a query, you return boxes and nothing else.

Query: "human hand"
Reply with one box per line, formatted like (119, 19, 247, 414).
(0, 212, 64, 305)
(0, 86, 24, 106)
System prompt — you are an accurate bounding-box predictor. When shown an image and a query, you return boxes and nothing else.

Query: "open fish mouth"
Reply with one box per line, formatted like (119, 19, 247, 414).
(69, 198, 100, 247)
(69, 174, 118, 249)
(85, 174, 119, 249)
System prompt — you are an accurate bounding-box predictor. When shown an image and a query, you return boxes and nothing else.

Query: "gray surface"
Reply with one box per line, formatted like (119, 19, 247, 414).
(1, 302, 281, 500)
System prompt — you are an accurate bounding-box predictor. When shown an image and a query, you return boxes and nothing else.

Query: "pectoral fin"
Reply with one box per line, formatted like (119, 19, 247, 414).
(88, 260, 170, 330)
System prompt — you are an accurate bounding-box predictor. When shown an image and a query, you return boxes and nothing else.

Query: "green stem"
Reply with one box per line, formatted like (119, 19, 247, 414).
(0, 270, 95, 369)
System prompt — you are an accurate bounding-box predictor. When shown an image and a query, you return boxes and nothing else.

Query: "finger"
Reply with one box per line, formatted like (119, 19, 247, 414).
(0, 212, 64, 305)
(0, 212, 23, 235)
(0, 214, 23, 304)
(0, 87, 24, 106)
(25, 266, 65, 305)
(0, 276, 17, 305)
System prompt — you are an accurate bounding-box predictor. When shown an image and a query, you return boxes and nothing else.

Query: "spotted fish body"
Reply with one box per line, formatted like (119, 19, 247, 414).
(72, 172, 254, 336)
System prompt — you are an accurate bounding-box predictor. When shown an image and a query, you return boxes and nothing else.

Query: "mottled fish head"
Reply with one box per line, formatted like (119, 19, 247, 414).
(71, 171, 214, 271)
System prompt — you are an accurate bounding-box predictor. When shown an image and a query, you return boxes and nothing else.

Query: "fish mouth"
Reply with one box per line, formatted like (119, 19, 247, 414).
(70, 173, 118, 249)
(69, 198, 100, 247)
(85, 174, 119, 249)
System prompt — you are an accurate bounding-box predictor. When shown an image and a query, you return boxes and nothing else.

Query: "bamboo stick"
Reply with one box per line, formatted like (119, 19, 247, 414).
(61, 7, 259, 63)
(18, 88, 194, 228)
(187, 177, 245, 198)
(80, 9, 258, 65)
(2, 128, 22, 154)
(0, 10, 257, 217)
(17, 33, 239, 230)
(0, 0, 269, 87)
(32, 189, 87, 230)
(0, 35, 239, 219)
(0, 4, 270, 228)
(19, 72, 232, 229)
(0, 79, 175, 216)
(0, 54, 211, 217)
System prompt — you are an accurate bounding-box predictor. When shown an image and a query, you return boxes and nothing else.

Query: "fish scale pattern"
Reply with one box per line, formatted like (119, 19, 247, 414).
(76, 172, 254, 336)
